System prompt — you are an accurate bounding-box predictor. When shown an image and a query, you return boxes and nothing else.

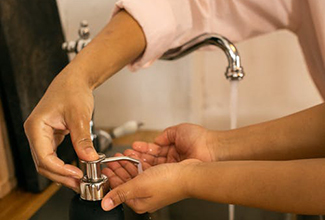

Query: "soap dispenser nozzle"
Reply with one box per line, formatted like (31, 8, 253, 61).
(79, 153, 140, 201)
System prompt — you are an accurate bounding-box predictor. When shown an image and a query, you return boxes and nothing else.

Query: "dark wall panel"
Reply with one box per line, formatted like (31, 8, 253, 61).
(0, 0, 76, 192)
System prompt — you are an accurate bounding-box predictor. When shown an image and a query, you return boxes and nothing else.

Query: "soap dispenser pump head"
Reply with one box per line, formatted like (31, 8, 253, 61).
(79, 153, 140, 201)
(79, 153, 108, 201)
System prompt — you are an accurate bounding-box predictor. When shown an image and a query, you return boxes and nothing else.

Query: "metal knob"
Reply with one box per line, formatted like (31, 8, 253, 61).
(79, 20, 90, 39)
(62, 20, 92, 54)
(79, 153, 141, 201)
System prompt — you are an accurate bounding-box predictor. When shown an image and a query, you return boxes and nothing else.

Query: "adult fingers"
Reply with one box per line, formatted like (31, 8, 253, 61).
(65, 112, 98, 161)
(38, 167, 80, 192)
(24, 119, 83, 180)
(52, 129, 69, 148)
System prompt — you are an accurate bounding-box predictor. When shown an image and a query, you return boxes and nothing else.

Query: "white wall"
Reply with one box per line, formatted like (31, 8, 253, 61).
(56, 0, 323, 130)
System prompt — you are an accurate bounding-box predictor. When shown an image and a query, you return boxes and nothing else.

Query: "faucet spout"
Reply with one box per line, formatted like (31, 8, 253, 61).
(160, 33, 245, 80)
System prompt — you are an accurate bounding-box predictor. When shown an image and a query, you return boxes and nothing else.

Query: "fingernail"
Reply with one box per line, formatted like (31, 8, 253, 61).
(102, 198, 114, 211)
(84, 146, 95, 155)
(84, 147, 99, 160)
(72, 174, 82, 179)
(69, 171, 82, 179)
(66, 168, 83, 179)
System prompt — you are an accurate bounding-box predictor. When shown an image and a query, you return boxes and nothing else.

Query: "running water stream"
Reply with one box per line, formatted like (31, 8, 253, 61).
(230, 80, 239, 130)
(229, 80, 239, 220)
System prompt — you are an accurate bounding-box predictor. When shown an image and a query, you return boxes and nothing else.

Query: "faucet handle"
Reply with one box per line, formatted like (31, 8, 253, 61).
(79, 20, 90, 39)
(62, 20, 92, 54)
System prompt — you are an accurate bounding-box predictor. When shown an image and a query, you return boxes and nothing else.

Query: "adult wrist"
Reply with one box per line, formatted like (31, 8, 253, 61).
(57, 10, 146, 91)
(57, 62, 96, 91)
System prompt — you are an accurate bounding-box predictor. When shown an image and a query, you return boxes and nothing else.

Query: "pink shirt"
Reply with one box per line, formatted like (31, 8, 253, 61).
(112, 0, 325, 99)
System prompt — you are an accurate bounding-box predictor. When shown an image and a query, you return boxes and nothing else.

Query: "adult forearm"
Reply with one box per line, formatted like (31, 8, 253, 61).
(60, 10, 146, 89)
(187, 158, 325, 214)
(215, 103, 325, 161)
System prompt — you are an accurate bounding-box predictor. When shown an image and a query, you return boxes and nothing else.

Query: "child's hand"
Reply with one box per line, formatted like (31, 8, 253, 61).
(102, 159, 201, 213)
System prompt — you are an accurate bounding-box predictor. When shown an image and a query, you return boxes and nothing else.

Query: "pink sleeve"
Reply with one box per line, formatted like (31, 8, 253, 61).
(112, 0, 300, 71)
(112, 0, 181, 71)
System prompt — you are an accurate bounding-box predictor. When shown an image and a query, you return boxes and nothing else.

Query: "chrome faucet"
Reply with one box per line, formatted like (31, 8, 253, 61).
(160, 33, 245, 81)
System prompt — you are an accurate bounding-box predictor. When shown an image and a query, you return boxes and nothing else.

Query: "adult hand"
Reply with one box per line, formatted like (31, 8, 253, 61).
(24, 71, 99, 192)
(24, 10, 146, 192)
(102, 159, 201, 213)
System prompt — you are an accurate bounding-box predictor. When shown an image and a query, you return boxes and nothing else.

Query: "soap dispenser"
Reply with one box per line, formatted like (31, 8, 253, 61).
(69, 153, 141, 220)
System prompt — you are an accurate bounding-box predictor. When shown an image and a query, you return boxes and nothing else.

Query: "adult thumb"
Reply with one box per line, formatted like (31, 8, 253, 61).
(68, 116, 98, 161)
